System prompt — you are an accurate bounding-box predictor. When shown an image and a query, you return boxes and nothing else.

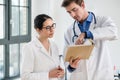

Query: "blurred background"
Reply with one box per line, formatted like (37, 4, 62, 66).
(0, 0, 120, 80)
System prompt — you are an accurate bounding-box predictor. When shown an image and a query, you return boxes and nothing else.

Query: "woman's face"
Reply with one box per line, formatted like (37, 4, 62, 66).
(38, 19, 56, 38)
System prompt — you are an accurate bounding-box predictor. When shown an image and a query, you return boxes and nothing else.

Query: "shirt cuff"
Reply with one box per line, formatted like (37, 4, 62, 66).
(85, 31, 93, 39)
(67, 65, 76, 72)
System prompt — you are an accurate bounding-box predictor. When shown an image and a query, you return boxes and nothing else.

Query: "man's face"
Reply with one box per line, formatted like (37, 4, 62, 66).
(65, 2, 85, 22)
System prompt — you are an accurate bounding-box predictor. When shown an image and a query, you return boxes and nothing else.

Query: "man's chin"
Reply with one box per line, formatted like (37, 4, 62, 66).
(74, 18, 79, 21)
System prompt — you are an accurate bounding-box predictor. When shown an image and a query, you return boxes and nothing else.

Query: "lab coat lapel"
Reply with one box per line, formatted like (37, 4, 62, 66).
(75, 22, 82, 35)
(49, 41, 59, 66)
(89, 15, 97, 30)
(34, 37, 57, 64)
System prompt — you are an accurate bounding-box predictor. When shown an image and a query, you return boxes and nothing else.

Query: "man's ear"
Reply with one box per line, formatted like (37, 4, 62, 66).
(80, 1, 85, 9)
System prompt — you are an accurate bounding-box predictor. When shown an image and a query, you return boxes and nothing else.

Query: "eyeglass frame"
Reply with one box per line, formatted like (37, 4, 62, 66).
(42, 23, 56, 31)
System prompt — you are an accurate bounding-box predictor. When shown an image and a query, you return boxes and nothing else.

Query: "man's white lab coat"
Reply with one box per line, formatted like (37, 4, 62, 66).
(64, 16, 118, 80)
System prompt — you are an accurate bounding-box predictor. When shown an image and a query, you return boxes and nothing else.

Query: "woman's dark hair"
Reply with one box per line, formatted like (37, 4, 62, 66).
(61, 0, 83, 7)
(34, 14, 52, 30)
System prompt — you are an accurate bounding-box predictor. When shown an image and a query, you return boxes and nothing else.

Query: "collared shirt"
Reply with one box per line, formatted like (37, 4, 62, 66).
(78, 12, 93, 39)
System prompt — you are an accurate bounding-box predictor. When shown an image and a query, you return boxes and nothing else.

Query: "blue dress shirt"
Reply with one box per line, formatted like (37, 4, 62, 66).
(78, 12, 93, 39)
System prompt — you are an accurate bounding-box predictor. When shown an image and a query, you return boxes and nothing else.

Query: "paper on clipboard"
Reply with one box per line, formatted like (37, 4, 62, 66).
(65, 43, 94, 62)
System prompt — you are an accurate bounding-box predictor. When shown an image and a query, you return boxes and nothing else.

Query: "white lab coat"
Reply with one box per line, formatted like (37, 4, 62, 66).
(64, 16, 118, 80)
(21, 37, 60, 80)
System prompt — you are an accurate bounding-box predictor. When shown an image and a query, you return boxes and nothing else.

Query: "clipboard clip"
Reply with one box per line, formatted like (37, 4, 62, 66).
(83, 39, 94, 45)
(88, 39, 94, 45)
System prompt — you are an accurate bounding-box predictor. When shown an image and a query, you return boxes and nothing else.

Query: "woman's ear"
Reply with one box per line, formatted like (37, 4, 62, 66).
(36, 28, 41, 33)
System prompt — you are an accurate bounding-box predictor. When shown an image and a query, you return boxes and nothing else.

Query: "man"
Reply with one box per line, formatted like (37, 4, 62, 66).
(61, 0, 118, 80)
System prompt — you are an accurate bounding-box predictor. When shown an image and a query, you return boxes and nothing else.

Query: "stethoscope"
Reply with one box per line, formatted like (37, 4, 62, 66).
(72, 12, 97, 42)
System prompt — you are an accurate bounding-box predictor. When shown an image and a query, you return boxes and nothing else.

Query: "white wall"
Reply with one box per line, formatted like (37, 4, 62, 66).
(32, 0, 50, 39)
(32, 0, 120, 66)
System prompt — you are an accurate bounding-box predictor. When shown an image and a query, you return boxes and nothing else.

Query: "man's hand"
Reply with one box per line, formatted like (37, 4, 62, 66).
(75, 33, 86, 45)
(69, 57, 80, 68)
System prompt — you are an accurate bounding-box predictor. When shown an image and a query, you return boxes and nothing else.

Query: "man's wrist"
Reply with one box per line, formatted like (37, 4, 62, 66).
(67, 65, 76, 72)
(84, 31, 93, 39)
(81, 32, 87, 38)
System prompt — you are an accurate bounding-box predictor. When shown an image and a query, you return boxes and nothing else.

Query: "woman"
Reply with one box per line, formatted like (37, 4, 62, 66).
(21, 14, 64, 80)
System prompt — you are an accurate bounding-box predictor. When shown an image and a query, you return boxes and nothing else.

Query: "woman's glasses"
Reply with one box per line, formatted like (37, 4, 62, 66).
(42, 23, 56, 31)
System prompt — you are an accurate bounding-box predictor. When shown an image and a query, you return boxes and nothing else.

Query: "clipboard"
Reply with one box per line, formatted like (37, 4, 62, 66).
(65, 40, 94, 62)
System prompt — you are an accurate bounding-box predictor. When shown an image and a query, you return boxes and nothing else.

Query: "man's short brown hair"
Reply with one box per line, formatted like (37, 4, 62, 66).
(61, 0, 83, 7)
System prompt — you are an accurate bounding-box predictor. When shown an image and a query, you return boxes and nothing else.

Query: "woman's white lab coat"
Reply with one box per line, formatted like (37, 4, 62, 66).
(64, 16, 118, 80)
(21, 37, 60, 80)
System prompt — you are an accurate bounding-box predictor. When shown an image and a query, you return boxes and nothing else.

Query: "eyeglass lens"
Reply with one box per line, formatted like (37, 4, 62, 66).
(45, 23, 56, 30)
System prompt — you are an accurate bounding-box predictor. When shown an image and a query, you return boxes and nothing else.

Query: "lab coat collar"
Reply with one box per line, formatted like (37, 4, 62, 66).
(34, 36, 44, 48)
(34, 36, 51, 54)
(33, 37, 57, 64)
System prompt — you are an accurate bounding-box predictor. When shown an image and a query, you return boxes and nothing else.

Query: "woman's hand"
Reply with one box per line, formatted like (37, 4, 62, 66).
(49, 66, 64, 78)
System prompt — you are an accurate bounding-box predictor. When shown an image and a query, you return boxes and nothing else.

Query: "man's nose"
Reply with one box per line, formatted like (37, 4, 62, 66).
(70, 12, 75, 18)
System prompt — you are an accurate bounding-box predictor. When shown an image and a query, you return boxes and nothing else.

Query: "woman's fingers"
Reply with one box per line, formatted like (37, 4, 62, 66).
(56, 69, 64, 78)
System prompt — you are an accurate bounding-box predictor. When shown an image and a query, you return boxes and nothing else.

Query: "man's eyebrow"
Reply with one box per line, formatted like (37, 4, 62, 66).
(72, 7, 76, 11)
(67, 7, 76, 13)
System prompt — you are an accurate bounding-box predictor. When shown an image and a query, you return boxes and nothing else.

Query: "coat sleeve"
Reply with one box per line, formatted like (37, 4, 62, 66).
(63, 28, 73, 71)
(21, 44, 49, 80)
(91, 16, 118, 41)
